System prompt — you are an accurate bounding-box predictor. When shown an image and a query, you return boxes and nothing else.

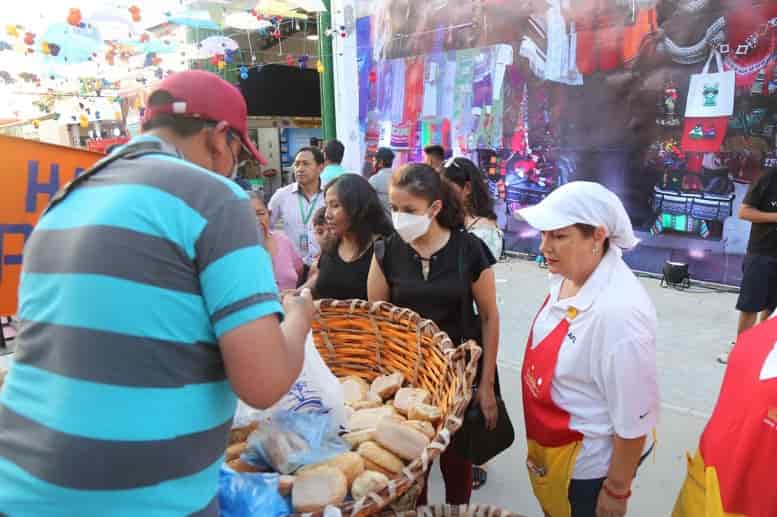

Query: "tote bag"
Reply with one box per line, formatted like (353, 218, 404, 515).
(685, 49, 735, 118)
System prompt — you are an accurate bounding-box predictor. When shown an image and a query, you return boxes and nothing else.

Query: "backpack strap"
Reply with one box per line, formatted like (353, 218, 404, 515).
(43, 140, 177, 216)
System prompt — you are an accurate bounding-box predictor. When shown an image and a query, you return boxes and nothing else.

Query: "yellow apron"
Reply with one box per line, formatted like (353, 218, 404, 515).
(672, 449, 744, 517)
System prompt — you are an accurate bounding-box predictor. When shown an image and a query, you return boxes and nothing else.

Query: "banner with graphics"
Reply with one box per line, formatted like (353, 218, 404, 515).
(356, 0, 777, 285)
(0, 135, 100, 314)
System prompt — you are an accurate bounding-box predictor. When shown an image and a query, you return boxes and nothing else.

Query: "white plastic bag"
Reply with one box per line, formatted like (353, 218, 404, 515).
(234, 332, 346, 430)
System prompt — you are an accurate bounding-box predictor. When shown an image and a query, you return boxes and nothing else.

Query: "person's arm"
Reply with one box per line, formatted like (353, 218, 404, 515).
(596, 315, 658, 517)
(367, 253, 390, 302)
(220, 292, 312, 409)
(739, 173, 776, 223)
(198, 197, 310, 409)
(472, 267, 500, 430)
(596, 435, 647, 517)
(739, 204, 777, 223)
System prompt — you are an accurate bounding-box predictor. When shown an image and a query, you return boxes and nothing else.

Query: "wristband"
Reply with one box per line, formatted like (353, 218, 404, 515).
(602, 481, 632, 500)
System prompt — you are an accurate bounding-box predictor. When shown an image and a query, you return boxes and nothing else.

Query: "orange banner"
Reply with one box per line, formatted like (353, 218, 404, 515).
(0, 135, 100, 315)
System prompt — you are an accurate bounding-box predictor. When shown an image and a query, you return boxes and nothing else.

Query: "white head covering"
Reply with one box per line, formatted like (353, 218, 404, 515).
(516, 181, 639, 250)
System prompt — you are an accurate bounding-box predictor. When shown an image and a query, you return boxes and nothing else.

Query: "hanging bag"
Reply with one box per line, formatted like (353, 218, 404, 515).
(685, 49, 735, 117)
(449, 232, 515, 465)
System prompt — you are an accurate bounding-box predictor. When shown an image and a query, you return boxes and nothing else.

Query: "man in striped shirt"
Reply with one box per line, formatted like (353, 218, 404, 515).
(0, 71, 312, 515)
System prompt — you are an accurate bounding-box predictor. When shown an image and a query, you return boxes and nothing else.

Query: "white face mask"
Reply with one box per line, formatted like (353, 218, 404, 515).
(392, 211, 432, 243)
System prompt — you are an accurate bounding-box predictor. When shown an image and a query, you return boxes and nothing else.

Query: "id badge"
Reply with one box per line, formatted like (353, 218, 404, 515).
(298, 233, 310, 255)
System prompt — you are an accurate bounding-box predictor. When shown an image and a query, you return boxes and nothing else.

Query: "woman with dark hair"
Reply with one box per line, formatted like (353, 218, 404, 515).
(367, 164, 500, 506)
(442, 157, 504, 260)
(313, 174, 393, 300)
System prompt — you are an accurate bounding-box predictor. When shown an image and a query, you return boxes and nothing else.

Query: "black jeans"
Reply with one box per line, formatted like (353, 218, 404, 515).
(568, 444, 654, 516)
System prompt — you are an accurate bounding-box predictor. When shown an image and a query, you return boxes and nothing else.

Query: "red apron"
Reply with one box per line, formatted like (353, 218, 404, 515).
(673, 318, 777, 517)
(522, 297, 583, 517)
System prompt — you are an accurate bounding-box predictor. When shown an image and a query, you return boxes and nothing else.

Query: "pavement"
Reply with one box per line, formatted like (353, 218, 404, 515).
(426, 257, 738, 517)
(0, 257, 737, 516)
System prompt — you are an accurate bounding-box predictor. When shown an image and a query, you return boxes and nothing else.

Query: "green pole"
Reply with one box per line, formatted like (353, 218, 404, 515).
(317, 0, 336, 140)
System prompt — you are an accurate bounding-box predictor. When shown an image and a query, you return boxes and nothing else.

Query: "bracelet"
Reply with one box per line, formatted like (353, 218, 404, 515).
(602, 481, 632, 500)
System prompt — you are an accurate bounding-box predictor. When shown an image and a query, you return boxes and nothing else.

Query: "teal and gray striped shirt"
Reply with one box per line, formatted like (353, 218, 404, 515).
(0, 135, 282, 516)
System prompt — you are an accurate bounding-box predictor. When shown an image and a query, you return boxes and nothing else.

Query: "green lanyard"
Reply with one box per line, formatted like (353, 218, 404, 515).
(297, 191, 321, 225)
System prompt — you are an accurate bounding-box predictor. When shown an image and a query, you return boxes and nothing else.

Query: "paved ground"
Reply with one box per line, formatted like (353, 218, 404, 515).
(0, 257, 737, 516)
(426, 257, 738, 517)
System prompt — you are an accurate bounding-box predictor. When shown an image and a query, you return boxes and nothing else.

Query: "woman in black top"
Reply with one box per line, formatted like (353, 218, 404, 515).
(313, 174, 393, 300)
(367, 164, 500, 505)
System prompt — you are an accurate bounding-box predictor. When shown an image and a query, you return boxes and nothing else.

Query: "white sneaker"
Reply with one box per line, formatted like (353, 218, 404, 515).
(717, 342, 735, 364)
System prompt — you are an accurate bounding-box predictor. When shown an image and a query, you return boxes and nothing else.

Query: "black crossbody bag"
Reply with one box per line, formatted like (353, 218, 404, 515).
(449, 232, 515, 465)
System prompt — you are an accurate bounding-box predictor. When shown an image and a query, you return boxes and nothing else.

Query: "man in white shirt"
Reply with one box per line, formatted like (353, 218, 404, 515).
(269, 147, 325, 267)
(368, 147, 395, 215)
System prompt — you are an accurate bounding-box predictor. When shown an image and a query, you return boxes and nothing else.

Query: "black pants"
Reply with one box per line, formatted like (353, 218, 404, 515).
(567, 444, 654, 516)
(569, 477, 606, 517)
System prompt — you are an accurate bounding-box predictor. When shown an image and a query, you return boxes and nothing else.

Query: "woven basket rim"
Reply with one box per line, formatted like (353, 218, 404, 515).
(292, 298, 482, 517)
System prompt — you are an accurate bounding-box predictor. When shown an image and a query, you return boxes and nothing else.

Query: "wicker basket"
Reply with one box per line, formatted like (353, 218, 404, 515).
(384, 505, 527, 517)
(301, 299, 482, 517)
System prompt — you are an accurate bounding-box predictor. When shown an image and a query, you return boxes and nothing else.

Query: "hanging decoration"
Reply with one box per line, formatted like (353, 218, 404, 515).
(67, 9, 83, 28)
(5, 25, 19, 38)
(197, 35, 239, 59)
(239, 65, 249, 80)
(24, 33, 36, 46)
(316, 59, 324, 73)
(298, 55, 309, 69)
(286, 54, 294, 66)
(128, 6, 142, 24)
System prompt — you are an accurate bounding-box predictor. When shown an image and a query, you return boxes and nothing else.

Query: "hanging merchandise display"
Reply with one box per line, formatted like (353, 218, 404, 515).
(681, 49, 734, 153)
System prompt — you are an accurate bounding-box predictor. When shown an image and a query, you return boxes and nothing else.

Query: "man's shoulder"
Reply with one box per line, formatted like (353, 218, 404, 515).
(271, 183, 297, 201)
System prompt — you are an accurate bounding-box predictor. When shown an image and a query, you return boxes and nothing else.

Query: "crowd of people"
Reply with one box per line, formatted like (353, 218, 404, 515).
(0, 70, 774, 517)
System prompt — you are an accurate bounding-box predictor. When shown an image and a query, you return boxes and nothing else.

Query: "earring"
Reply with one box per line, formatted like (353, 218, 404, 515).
(592, 247, 598, 255)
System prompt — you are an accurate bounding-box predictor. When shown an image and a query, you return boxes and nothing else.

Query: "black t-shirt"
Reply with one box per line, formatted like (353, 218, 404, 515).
(744, 169, 777, 257)
(314, 243, 374, 300)
(375, 230, 496, 345)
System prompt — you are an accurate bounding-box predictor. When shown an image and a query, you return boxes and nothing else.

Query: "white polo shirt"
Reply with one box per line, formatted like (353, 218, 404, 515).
(268, 181, 325, 266)
(531, 247, 659, 479)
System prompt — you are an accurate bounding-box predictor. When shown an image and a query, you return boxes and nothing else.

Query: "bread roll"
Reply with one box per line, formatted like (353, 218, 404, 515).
(408, 403, 442, 424)
(276, 475, 294, 496)
(375, 420, 430, 462)
(357, 441, 404, 475)
(393, 388, 430, 416)
(226, 442, 247, 462)
(227, 458, 263, 473)
(405, 420, 436, 439)
(350, 392, 383, 410)
(341, 376, 370, 405)
(259, 429, 310, 474)
(351, 471, 390, 500)
(292, 467, 348, 513)
(229, 422, 258, 445)
(343, 429, 375, 448)
(349, 406, 397, 432)
(298, 452, 365, 485)
(370, 372, 404, 400)
(362, 458, 395, 477)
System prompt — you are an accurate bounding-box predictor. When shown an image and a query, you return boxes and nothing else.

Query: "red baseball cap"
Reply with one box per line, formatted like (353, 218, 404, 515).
(142, 70, 267, 165)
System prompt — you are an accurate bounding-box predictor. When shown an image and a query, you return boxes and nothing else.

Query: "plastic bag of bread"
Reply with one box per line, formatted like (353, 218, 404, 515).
(393, 388, 430, 416)
(245, 410, 350, 474)
(292, 467, 348, 513)
(219, 466, 292, 517)
(234, 333, 347, 432)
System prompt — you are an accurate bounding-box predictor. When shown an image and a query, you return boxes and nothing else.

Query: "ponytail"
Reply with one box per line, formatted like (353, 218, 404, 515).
(392, 163, 465, 230)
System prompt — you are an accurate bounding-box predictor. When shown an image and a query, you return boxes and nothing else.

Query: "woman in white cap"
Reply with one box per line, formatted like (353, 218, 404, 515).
(517, 182, 658, 517)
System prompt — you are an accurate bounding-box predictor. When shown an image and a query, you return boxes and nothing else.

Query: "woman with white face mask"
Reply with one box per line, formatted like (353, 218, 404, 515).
(368, 163, 500, 506)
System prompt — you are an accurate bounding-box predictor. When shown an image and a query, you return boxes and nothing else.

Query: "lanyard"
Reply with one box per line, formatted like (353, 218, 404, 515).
(297, 191, 321, 226)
